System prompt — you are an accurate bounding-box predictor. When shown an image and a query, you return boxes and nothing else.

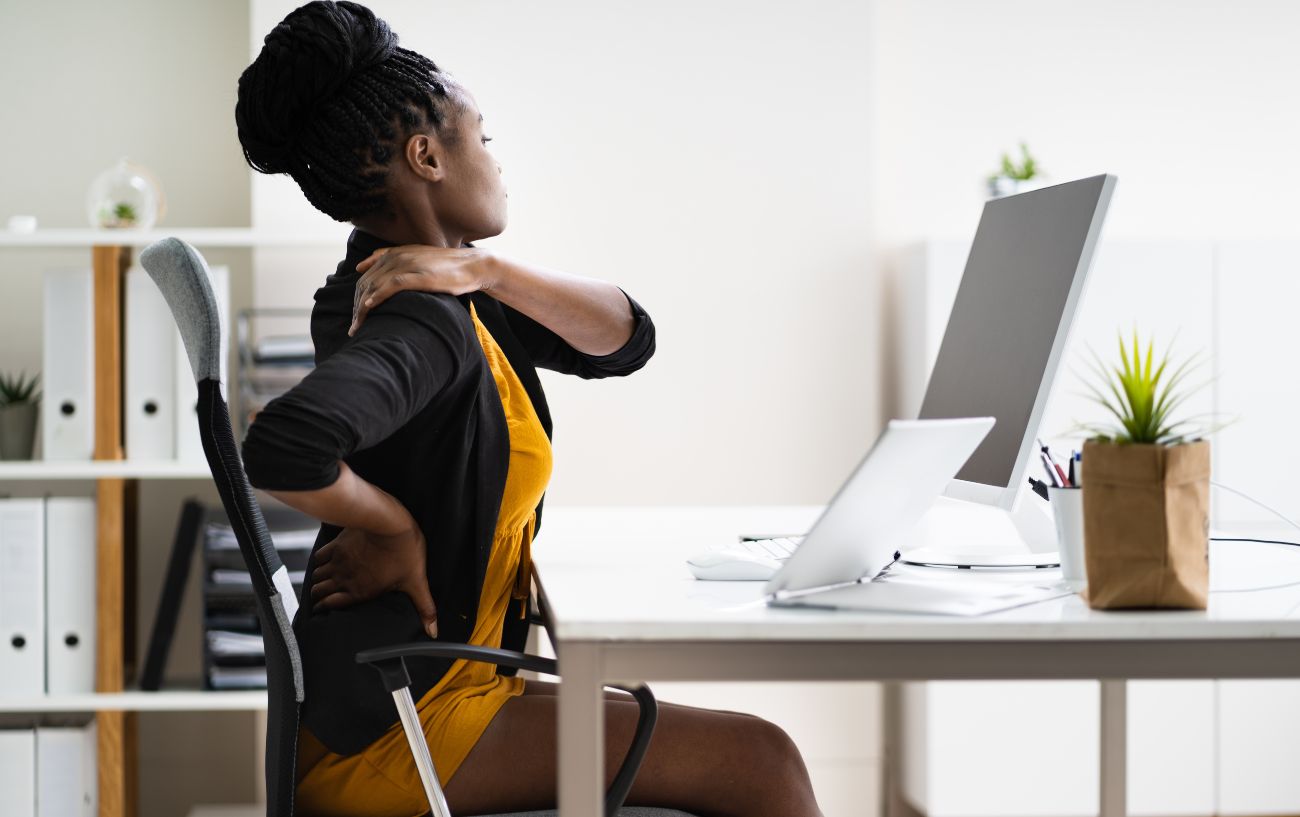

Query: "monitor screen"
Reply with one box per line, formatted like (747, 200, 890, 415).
(918, 175, 1113, 491)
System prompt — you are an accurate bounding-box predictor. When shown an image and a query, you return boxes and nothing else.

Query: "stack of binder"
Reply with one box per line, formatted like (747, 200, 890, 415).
(234, 308, 314, 438)
(42, 265, 230, 462)
(0, 724, 97, 817)
(201, 506, 315, 690)
(123, 264, 230, 462)
(0, 497, 96, 697)
(42, 271, 95, 461)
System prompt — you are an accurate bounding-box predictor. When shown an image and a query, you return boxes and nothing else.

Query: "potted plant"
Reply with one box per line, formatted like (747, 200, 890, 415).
(987, 142, 1042, 198)
(1077, 333, 1213, 609)
(0, 370, 40, 460)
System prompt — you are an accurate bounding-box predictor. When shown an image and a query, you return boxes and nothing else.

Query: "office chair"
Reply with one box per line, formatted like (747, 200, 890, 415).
(140, 238, 694, 817)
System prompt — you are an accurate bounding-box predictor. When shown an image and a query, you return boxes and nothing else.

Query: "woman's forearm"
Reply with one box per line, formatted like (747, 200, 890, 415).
(266, 461, 412, 535)
(480, 254, 635, 356)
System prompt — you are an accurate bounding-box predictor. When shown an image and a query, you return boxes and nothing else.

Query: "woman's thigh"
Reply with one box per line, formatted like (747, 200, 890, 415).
(444, 681, 821, 817)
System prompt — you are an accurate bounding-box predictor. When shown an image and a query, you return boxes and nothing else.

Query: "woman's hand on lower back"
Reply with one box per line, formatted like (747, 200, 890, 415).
(349, 245, 496, 335)
(309, 522, 440, 639)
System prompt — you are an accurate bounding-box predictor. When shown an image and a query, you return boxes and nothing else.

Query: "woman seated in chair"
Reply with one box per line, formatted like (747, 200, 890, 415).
(237, 2, 823, 816)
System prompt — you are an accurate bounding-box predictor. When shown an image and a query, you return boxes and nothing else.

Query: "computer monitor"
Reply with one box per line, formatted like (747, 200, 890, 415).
(918, 174, 1116, 512)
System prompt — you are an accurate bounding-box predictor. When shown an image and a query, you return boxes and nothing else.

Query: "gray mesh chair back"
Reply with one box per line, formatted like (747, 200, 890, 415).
(140, 238, 302, 817)
(141, 237, 696, 817)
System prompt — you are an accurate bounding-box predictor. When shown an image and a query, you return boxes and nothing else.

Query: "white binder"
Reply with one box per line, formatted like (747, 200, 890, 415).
(125, 266, 176, 460)
(0, 729, 36, 817)
(42, 270, 95, 461)
(44, 497, 96, 695)
(36, 724, 96, 817)
(176, 264, 230, 463)
(0, 498, 46, 695)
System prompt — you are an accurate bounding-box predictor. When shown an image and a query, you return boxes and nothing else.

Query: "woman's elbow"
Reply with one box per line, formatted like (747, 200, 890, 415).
(240, 422, 339, 491)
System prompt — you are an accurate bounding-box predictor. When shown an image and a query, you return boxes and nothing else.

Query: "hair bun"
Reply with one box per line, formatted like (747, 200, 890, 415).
(236, 1, 398, 174)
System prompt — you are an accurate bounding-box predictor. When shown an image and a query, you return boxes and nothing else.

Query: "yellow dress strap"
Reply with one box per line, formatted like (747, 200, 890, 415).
(512, 512, 536, 618)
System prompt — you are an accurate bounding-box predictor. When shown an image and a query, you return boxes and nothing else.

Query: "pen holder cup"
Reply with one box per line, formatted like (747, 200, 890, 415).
(1048, 487, 1086, 593)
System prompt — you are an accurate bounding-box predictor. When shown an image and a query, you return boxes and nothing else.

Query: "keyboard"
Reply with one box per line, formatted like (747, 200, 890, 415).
(722, 536, 802, 561)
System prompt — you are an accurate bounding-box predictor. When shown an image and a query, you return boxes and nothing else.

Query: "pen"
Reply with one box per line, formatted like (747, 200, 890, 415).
(1038, 438, 1071, 488)
(1040, 451, 1061, 488)
(1068, 450, 1076, 487)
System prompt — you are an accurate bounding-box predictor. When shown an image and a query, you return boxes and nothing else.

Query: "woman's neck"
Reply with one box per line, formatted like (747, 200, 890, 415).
(353, 212, 463, 248)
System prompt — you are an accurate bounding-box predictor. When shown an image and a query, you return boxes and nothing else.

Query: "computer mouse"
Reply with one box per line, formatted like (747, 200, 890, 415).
(686, 548, 782, 581)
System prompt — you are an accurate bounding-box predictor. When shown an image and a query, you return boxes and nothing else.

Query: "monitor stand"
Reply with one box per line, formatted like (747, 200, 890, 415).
(900, 482, 1060, 569)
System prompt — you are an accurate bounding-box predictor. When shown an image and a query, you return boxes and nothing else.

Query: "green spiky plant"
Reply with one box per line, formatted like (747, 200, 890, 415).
(0, 371, 40, 407)
(1078, 332, 1212, 445)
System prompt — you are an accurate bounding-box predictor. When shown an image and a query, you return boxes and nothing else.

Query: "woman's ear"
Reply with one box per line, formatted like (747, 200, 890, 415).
(404, 133, 446, 183)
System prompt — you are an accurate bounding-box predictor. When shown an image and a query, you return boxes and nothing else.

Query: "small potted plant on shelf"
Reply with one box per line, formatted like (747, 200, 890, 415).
(987, 142, 1042, 198)
(0, 370, 40, 460)
(109, 202, 138, 228)
(1076, 332, 1215, 609)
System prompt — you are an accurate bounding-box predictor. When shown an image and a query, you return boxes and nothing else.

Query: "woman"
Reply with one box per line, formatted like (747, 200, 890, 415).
(236, 3, 822, 815)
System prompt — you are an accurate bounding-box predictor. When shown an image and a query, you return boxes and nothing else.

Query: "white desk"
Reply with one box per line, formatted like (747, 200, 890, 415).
(533, 506, 1300, 817)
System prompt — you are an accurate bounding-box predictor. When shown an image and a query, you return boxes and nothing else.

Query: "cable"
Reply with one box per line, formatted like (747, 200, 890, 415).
(1211, 480, 1300, 534)
(1211, 537, 1300, 548)
(1204, 482, 1300, 591)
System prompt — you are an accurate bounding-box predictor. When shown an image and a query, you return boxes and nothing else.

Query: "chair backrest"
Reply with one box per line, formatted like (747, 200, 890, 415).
(140, 238, 303, 817)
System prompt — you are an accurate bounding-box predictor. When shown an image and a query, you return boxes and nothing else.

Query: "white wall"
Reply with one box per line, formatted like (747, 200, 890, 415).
(250, 0, 878, 506)
(868, 0, 1300, 245)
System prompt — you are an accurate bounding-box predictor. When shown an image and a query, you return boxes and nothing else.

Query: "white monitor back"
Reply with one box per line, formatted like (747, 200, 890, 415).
(918, 174, 1116, 511)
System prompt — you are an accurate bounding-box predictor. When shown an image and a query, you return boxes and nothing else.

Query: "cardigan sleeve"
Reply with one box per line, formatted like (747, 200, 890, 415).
(241, 292, 463, 491)
(499, 288, 656, 379)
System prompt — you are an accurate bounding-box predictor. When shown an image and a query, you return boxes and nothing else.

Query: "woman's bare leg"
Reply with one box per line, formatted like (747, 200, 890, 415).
(444, 680, 822, 817)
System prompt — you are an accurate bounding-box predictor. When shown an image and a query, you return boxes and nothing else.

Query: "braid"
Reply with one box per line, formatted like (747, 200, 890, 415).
(235, 2, 457, 222)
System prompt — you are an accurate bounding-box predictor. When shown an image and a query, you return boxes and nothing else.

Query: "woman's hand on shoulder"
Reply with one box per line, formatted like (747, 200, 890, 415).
(349, 245, 497, 336)
(309, 521, 440, 639)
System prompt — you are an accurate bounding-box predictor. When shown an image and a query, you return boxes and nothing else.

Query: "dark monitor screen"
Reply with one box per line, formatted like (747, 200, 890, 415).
(918, 175, 1112, 489)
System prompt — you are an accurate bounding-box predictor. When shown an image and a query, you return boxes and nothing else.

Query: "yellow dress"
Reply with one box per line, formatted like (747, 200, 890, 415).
(295, 301, 554, 817)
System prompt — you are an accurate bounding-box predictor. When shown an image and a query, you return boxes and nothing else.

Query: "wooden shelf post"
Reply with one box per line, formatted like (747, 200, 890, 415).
(92, 244, 130, 817)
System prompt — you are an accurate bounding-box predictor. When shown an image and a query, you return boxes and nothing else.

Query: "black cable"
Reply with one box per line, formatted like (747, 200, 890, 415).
(1209, 537, 1300, 592)
(1211, 536, 1300, 548)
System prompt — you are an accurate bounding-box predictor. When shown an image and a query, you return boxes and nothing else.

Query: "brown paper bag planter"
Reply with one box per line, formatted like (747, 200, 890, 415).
(1080, 439, 1211, 610)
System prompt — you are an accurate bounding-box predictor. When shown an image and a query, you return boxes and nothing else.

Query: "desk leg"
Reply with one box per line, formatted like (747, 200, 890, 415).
(1100, 680, 1127, 817)
(558, 642, 604, 817)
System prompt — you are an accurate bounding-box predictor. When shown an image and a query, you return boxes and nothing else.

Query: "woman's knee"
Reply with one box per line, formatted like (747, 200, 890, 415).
(726, 714, 808, 781)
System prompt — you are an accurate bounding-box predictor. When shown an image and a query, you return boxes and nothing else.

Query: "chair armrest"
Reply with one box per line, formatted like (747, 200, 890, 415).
(356, 642, 657, 817)
(355, 642, 557, 687)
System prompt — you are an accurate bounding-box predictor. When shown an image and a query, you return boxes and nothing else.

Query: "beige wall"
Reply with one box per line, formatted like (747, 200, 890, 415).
(250, 0, 881, 507)
(867, 0, 1300, 246)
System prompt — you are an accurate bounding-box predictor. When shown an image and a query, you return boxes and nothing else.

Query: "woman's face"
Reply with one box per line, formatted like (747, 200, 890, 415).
(429, 91, 507, 244)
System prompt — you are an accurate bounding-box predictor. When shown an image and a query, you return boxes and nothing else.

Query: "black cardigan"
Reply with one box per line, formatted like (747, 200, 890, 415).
(241, 228, 656, 754)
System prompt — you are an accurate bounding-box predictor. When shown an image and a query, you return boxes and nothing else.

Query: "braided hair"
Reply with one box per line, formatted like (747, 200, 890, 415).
(235, 1, 459, 222)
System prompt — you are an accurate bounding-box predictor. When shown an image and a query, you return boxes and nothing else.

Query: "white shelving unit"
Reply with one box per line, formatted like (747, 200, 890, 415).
(0, 227, 348, 248)
(0, 460, 211, 480)
(0, 690, 267, 714)
(5, 226, 340, 817)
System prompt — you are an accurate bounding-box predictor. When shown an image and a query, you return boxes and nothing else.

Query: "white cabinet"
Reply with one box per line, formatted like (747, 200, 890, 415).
(1127, 681, 1217, 816)
(1218, 680, 1300, 815)
(892, 239, 1300, 817)
(900, 681, 1217, 817)
(902, 682, 1099, 817)
(1214, 241, 1300, 526)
